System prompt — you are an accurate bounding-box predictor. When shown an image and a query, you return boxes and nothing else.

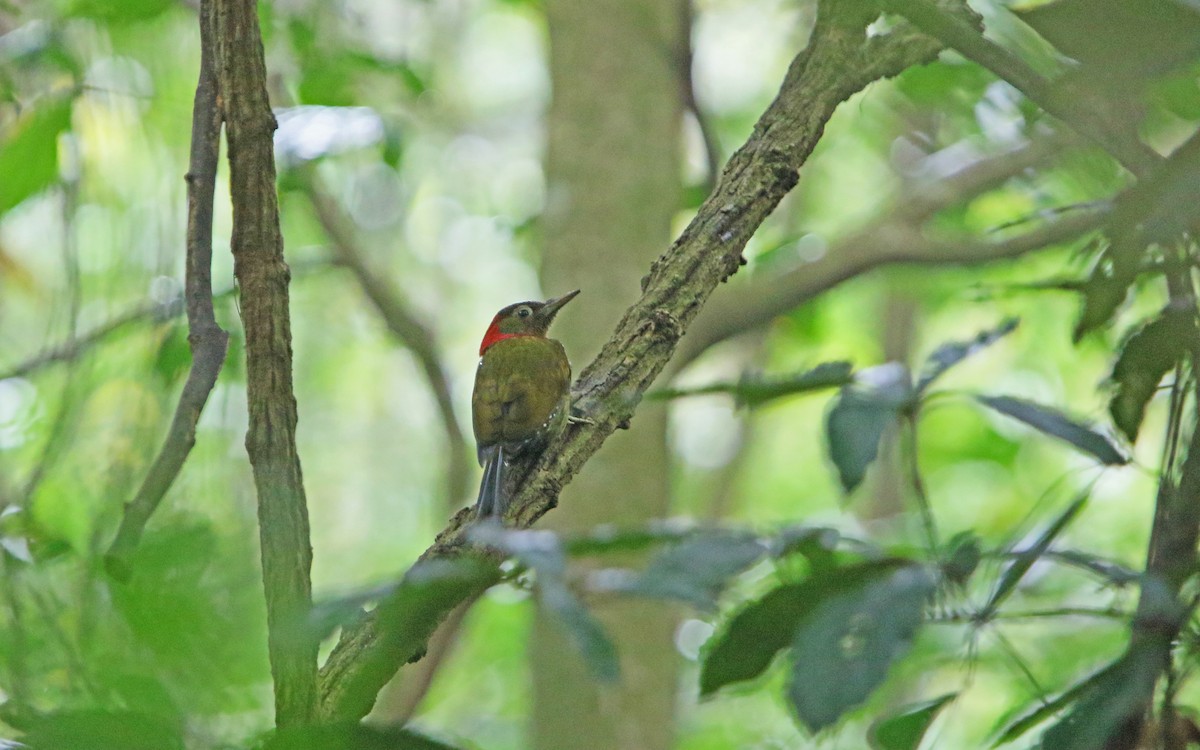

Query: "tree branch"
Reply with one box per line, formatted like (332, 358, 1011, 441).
(104, 0, 229, 580)
(212, 0, 317, 728)
(316, 0, 951, 721)
(301, 178, 472, 513)
(878, 0, 1163, 178)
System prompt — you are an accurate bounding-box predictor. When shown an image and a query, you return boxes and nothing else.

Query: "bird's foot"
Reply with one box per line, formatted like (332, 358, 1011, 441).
(568, 405, 595, 425)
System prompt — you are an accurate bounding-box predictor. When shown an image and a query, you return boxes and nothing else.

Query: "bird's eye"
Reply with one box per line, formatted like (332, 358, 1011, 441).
(517, 306, 532, 318)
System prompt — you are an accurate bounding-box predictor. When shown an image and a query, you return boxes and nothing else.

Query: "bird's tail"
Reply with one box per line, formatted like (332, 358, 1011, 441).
(475, 445, 506, 517)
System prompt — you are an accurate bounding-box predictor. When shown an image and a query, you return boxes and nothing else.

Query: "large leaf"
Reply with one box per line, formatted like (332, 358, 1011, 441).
(648, 361, 853, 406)
(471, 524, 618, 681)
(1041, 641, 1167, 750)
(699, 559, 912, 697)
(788, 564, 935, 733)
(981, 492, 1088, 618)
(976, 395, 1127, 465)
(539, 576, 620, 682)
(303, 558, 493, 645)
(0, 96, 72, 215)
(869, 693, 957, 750)
(19, 709, 182, 750)
(916, 318, 1019, 393)
(1109, 308, 1191, 442)
(990, 664, 1114, 747)
(606, 531, 767, 612)
(827, 364, 914, 492)
(264, 723, 461, 750)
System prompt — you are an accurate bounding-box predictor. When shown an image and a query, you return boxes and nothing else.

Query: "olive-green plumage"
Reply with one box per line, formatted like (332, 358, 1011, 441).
(472, 290, 578, 517)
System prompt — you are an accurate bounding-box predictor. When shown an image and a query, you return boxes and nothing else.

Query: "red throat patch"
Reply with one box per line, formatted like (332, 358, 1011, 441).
(479, 316, 531, 355)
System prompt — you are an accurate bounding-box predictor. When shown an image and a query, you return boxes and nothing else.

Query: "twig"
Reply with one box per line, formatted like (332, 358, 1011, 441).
(0, 303, 160, 382)
(213, 0, 317, 727)
(104, 0, 229, 579)
(675, 202, 1108, 369)
(302, 179, 472, 513)
(878, 0, 1162, 178)
(316, 0, 951, 721)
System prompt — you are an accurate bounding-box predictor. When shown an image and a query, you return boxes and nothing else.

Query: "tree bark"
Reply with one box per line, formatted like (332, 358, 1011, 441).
(533, 0, 684, 746)
(212, 0, 318, 727)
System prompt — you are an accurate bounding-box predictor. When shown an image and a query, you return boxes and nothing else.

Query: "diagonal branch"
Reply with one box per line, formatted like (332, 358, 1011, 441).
(213, 0, 317, 728)
(104, 0, 229, 579)
(316, 0, 952, 721)
(673, 141, 1108, 369)
(879, 0, 1163, 178)
(302, 179, 472, 512)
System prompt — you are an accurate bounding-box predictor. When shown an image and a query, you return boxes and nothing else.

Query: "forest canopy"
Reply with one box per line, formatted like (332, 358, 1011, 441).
(2, 0, 1200, 749)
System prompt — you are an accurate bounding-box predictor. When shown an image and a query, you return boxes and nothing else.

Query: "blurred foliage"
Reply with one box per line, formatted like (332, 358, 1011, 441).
(2, 0, 1200, 748)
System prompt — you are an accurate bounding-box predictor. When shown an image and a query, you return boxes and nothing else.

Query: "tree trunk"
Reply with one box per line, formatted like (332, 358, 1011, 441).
(533, 0, 685, 747)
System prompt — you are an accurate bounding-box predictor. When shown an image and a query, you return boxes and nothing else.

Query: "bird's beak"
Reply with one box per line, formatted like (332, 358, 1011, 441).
(538, 289, 580, 321)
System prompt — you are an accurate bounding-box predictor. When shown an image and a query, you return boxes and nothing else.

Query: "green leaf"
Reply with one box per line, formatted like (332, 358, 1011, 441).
(976, 395, 1127, 465)
(869, 693, 957, 750)
(700, 559, 912, 697)
(990, 665, 1106, 746)
(615, 531, 766, 612)
(1109, 308, 1191, 442)
(982, 492, 1087, 618)
(1073, 257, 1133, 342)
(940, 531, 981, 588)
(562, 522, 693, 557)
(769, 525, 841, 569)
(916, 318, 1018, 392)
(540, 576, 620, 682)
(153, 324, 191, 386)
(735, 362, 855, 407)
(648, 361, 853, 405)
(827, 364, 914, 492)
(19, 709, 182, 750)
(1041, 641, 1166, 750)
(67, 0, 175, 23)
(264, 722, 462, 750)
(788, 564, 935, 733)
(303, 558, 492, 645)
(0, 96, 72, 215)
(471, 524, 618, 681)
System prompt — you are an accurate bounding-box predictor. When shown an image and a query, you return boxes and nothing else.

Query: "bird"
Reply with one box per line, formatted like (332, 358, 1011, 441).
(471, 290, 579, 518)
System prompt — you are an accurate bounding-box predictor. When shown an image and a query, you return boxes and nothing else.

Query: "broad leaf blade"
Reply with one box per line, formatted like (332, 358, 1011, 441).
(470, 524, 618, 680)
(788, 564, 935, 733)
(540, 577, 620, 682)
(264, 722, 462, 750)
(622, 531, 767, 611)
(1109, 308, 1191, 442)
(990, 664, 1114, 747)
(735, 361, 855, 407)
(869, 693, 957, 750)
(19, 709, 183, 750)
(917, 318, 1019, 392)
(0, 97, 73, 215)
(976, 395, 1127, 465)
(1041, 642, 1166, 750)
(827, 364, 913, 493)
(700, 560, 910, 697)
(983, 493, 1088, 617)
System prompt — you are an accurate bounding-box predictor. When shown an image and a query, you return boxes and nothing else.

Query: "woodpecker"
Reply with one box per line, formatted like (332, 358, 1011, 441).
(471, 290, 579, 517)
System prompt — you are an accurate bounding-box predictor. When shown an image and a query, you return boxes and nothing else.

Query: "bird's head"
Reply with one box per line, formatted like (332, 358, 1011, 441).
(479, 289, 579, 355)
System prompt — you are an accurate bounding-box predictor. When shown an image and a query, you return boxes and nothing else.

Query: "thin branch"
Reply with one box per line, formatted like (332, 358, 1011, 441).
(213, 0, 317, 728)
(878, 0, 1163, 178)
(302, 178, 472, 512)
(104, 0, 229, 579)
(316, 0, 951, 721)
(674, 201, 1108, 370)
(0, 302, 162, 382)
